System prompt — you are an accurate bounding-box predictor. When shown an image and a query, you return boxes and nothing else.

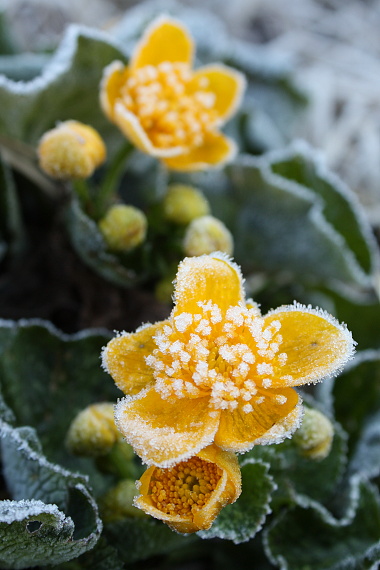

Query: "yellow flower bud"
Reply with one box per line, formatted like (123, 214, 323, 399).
(99, 204, 147, 252)
(99, 479, 147, 523)
(38, 120, 106, 179)
(66, 402, 119, 457)
(293, 407, 334, 460)
(183, 215, 233, 257)
(163, 184, 210, 225)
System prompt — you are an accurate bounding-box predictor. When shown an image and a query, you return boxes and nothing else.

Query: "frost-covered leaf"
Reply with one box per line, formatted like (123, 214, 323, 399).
(349, 409, 380, 480)
(334, 350, 380, 451)
(0, 25, 125, 147)
(199, 460, 275, 544)
(0, 318, 119, 467)
(264, 477, 380, 570)
(227, 143, 378, 291)
(0, 419, 102, 569)
(103, 517, 195, 564)
(67, 197, 142, 289)
(244, 417, 347, 508)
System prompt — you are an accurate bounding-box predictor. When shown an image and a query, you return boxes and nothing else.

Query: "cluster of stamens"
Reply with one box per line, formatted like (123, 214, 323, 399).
(146, 301, 291, 415)
(149, 456, 221, 516)
(121, 62, 218, 149)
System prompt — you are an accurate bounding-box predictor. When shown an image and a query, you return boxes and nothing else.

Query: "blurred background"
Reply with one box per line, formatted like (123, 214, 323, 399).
(2, 0, 379, 219)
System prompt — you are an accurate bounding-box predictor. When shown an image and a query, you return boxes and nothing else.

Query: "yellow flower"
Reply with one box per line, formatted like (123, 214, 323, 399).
(102, 253, 355, 467)
(134, 444, 241, 533)
(100, 16, 245, 171)
(38, 120, 106, 179)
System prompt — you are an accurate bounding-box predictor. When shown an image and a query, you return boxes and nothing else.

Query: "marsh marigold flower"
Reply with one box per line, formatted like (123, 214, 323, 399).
(100, 16, 245, 171)
(135, 444, 241, 533)
(38, 120, 106, 179)
(102, 253, 355, 467)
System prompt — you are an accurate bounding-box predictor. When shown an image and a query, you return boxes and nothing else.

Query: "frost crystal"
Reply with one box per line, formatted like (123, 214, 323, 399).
(145, 302, 289, 414)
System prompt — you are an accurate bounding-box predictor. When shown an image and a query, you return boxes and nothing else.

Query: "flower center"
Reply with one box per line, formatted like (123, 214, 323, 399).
(121, 62, 218, 149)
(149, 456, 222, 516)
(146, 301, 290, 414)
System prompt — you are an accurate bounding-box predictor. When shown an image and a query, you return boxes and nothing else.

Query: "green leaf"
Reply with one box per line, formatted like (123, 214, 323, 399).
(226, 143, 378, 291)
(103, 517, 195, 564)
(0, 418, 102, 569)
(243, 412, 348, 508)
(0, 25, 125, 147)
(333, 350, 380, 452)
(350, 409, 380, 480)
(0, 318, 119, 469)
(66, 197, 142, 289)
(0, 155, 24, 262)
(264, 477, 380, 570)
(199, 460, 275, 544)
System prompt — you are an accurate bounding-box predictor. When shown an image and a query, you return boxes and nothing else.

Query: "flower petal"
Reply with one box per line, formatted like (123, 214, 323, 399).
(173, 253, 245, 317)
(113, 102, 184, 157)
(102, 322, 168, 396)
(214, 388, 301, 452)
(264, 304, 356, 387)
(131, 16, 194, 71)
(190, 64, 246, 123)
(100, 61, 129, 121)
(115, 388, 220, 467)
(162, 131, 237, 171)
(135, 465, 200, 532)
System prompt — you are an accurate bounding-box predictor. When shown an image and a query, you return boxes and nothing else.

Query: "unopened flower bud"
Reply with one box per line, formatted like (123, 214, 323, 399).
(163, 184, 210, 225)
(99, 479, 147, 523)
(293, 407, 334, 460)
(66, 402, 119, 457)
(183, 215, 233, 257)
(38, 120, 106, 179)
(99, 204, 147, 252)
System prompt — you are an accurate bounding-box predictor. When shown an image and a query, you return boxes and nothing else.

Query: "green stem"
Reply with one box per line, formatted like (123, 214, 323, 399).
(72, 178, 90, 205)
(95, 141, 134, 218)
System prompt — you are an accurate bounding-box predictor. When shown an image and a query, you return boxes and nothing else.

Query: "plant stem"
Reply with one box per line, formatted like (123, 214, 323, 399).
(95, 141, 134, 218)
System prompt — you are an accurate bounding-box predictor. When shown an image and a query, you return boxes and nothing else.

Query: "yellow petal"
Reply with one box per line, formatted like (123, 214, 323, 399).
(173, 253, 245, 317)
(100, 61, 129, 121)
(193, 445, 241, 531)
(113, 102, 184, 157)
(114, 388, 220, 467)
(190, 64, 246, 123)
(162, 130, 237, 171)
(214, 388, 301, 452)
(102, 322, 168, 396)
(131, 16, 194, 71)
(135, 444, 241, 533)
(264, 304, 356, 387)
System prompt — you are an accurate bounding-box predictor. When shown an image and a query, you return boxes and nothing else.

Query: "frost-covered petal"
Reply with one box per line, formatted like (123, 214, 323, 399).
(173, 253, 245, 317)
(264, 304, 356, 387)
(190, 64, 246, 124)
(102, 322, 168, 396)
(214, 387, 301, 452)
(130, 16, 194, 71)
(100, 61, 129, 121)
(113, 102, 184, 158)
(115, 388, 220, 467)
(162, 131, 237, 172)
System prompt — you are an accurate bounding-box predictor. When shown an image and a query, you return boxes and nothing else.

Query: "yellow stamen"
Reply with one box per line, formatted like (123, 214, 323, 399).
(122, 62, 218, 150)
(149, 456, 222, 516)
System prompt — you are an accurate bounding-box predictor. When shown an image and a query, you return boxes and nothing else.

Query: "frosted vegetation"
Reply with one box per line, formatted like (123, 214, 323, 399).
(0, 1, 380, 569)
